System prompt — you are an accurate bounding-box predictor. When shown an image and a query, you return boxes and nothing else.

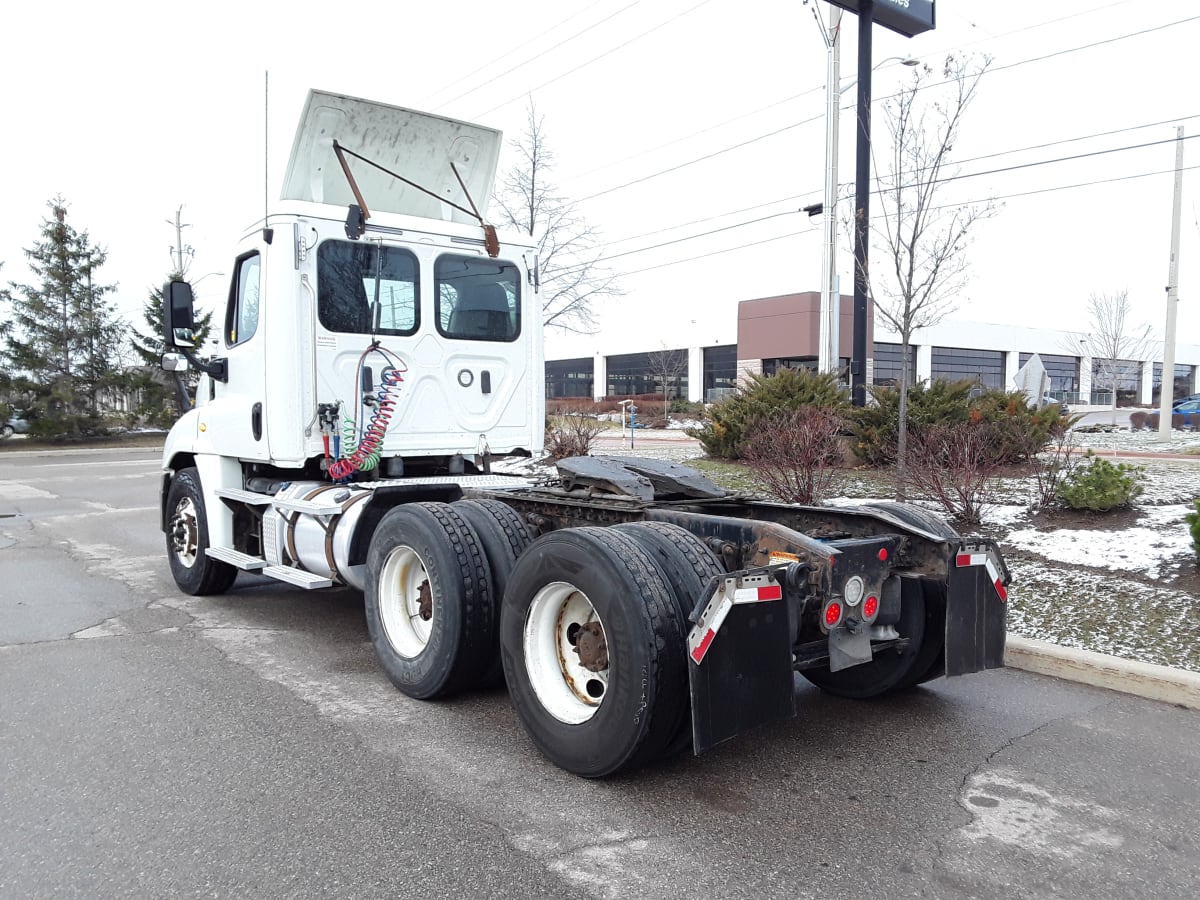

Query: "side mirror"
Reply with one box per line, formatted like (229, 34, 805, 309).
(161, 352, 190, 373)
(163, 280, 197, 349)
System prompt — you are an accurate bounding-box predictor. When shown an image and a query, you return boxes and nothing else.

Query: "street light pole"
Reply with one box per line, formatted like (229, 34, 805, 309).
(851, 0, 874, 406)
(818, 4, 843, 377)
(1157, 126, 1185, 442)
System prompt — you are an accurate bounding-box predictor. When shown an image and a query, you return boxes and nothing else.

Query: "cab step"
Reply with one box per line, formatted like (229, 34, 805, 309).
(262, 565, 334, 589)
(205, 547, 267, 570)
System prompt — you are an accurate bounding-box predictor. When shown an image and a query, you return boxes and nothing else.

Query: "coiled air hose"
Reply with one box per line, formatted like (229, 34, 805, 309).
(329, 346, 406, 481)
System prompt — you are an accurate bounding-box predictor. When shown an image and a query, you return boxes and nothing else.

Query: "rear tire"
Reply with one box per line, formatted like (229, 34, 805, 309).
(165, 467, 237, 596)
(500, 527, 688, 777)
(454, 499, 534, 687)
(613, 521, 724, 759)
(365, 502, 495, 699)
(800, 576, 937, 699)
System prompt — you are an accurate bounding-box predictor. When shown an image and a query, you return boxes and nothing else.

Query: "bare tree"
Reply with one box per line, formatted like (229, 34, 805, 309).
(853, 54, 998, 498)
(646, 345, 689, 420)
(495, 102, 621, 333)
(1078, 290, 1152, 424)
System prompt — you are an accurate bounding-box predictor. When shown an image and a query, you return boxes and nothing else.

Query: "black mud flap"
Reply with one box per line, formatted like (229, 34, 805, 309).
(687, 571, 795, 755)
(945, 541, 1010, 676)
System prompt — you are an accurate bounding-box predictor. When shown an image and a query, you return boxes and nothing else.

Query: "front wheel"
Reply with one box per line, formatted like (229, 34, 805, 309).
(500, 527, 687, 777)
(164, 467, 237, 596)
(0, 425, 14, 439)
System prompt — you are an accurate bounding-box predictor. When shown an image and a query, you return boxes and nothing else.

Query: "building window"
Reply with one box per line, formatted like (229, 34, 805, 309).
(931, 346, 1004, 389)
(762, 356, 818, 377)
(1019, 352, 1080, 393)
(1152, 363, 1193, 402)
(703, 344, 737, 402)
(606, 350, 688, 400)
(1092, 359, 1141, 405)
(546, 358, 594, 399)
(873, 342, 917, 386)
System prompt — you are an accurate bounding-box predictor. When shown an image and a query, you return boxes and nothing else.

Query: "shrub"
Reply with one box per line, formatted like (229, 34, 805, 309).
(544, 413, 602, 461)
(1187, 500, 1200, 559)
(849, 379, 974, 465)
(849, 381, 1061, 466)
(687, 369, 848, 459)
(1056, 453, 1145, 511)
(741, 406, 846, 504)
(905, 421, 1001, 525)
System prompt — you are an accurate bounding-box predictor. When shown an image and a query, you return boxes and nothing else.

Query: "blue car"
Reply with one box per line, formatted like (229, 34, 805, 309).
(1147, 398, 1200, 429)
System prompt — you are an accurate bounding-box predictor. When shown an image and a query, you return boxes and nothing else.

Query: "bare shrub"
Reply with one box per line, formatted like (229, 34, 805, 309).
(1027, 423, 1083, 514)
(545, 413, 602, 461)
(741, 407, 846, 505)
(905, 422, 1000, 525)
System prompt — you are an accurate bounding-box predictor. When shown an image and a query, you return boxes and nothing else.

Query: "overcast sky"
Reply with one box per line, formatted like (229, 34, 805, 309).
(2, 0, 1196, 361)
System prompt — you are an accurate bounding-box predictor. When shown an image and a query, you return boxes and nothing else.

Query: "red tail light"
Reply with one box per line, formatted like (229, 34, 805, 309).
(863, 595, 879, 619)
(823, 601, 843, 628)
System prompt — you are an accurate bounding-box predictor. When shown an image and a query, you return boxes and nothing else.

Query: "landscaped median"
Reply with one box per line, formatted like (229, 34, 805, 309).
(1005, 635, 1200, 711)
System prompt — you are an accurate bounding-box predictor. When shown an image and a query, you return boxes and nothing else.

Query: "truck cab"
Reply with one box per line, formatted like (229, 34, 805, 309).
(164, 90, 544, 483)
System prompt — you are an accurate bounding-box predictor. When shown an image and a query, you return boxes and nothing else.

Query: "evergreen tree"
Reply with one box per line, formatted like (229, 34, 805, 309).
(2, 197, 127, 436)
(128, 271, 215, 427)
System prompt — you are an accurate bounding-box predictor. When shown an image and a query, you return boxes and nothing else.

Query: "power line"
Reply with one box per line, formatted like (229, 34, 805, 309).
(618, 228, 816, 277)
(588, 161, 1200, 278)
(469, 0, 716, 120)
(434, 1, 644, 111)
(600, 113, 1199, 248)
(417, 0, 612, 109)
(572, 13, 1200, 204)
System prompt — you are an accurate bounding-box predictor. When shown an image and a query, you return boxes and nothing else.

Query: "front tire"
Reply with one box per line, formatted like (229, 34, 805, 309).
(500, 527, 688, 777)
(164, 467, 238, 596)
(365, 502, 496, 699)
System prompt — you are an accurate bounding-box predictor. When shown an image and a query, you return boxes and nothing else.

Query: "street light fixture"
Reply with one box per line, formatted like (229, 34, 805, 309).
(812, 1, 917, 378)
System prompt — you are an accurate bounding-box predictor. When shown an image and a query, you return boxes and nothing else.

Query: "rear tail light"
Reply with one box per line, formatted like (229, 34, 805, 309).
(823, 600, 843, 629)
(862, 595, 879, 620)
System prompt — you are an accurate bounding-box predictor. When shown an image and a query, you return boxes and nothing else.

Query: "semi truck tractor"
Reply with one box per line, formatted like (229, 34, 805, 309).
(159, 89, 1010, 777)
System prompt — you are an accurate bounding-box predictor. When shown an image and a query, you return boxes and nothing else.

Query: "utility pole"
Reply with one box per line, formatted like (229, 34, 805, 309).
(1156, 126, 1185, 442)
(168, 206, 192, 274)
(817, 4, 843, 378)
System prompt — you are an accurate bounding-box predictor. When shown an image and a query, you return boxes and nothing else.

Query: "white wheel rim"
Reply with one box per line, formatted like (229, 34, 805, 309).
(523, 581, 609, 725)
(379, 545, 434, 658)
(169, 496, 200, 568)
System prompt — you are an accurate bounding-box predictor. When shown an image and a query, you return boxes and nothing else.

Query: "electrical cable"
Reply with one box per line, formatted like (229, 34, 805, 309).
(329, 345, 408, 482)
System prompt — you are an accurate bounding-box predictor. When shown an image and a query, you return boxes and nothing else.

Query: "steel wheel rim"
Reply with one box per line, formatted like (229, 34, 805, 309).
(523, 581, 609, 725)
(169, 496, 200, 568)
(379, 545, 433, 658)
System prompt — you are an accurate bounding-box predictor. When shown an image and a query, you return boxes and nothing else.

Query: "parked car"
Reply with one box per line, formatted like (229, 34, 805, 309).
(1172, 393, 1200, 409)
(1, 415, 30, 438)
(1145, 398, 1200, 429)
(1041, 393, 1070, 416)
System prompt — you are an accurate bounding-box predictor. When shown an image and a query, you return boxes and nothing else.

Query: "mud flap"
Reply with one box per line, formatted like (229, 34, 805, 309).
(687, 571, 795, 755)
(945, 541, 1009, 676)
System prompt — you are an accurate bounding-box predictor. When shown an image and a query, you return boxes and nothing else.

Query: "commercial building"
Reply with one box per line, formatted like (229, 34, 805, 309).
(545, 292, 1200, 407)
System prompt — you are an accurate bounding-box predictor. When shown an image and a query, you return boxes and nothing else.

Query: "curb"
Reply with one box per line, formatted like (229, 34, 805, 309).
(1005, 635, 1200, 711)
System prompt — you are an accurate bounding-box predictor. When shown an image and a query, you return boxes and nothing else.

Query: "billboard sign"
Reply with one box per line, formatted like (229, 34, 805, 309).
(826, 0, 936, 38)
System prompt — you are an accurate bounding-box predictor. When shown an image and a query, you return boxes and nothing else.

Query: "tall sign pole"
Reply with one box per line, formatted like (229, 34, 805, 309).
(1156, 126, 1185, 442)
(826, 0, 935, 406)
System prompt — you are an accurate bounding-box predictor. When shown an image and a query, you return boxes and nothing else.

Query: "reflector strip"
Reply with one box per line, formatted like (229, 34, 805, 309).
(956, 552, 986, 567)
(691, 629, 716, 664)
(732, 584, 783, 603)
(687, 594, 733, 665)
(985, 558, 1008, 603)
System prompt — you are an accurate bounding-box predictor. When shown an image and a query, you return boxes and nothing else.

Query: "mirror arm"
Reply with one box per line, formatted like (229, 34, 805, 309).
(181, 349, 228, 383)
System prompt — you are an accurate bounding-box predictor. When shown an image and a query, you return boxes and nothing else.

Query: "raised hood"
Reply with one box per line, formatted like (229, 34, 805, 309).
(281, 90, 502, 224)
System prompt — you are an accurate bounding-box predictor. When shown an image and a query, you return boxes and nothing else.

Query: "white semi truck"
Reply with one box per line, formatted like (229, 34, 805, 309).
(159, 90, 1010, 777)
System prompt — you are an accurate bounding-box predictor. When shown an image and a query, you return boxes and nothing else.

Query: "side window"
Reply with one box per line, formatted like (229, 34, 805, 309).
(225, 253, 261, 347)
(317, 240, 418, 335)
(435, 254, 520, 342)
